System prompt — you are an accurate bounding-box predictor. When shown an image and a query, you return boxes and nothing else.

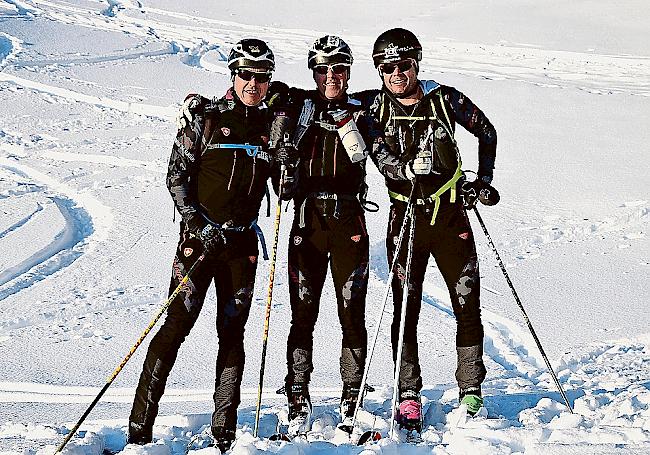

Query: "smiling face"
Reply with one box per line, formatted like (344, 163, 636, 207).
(380, 58, 418, 97)
(313, 64, 349, 101)
(233, 68, 270, 106)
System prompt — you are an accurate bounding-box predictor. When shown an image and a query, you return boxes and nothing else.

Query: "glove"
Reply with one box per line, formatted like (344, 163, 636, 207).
(274, 145, 300, 169)
(461, 177, 500, 209)
(186, 216, 226, 254)
(406, 150, 433, 179)
(175, 94, 202, 130)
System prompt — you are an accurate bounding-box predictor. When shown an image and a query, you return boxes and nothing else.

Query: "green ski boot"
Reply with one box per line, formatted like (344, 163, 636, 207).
(459, 387, 484, 416)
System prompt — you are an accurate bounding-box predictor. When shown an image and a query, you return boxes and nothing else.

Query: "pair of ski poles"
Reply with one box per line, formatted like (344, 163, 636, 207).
(349, 180, 573, 441)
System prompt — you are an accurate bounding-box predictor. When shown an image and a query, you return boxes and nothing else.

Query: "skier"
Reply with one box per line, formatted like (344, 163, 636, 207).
(268, 35, 408, 435)
(361, 28, 498, 432)
(127, 39, 278, 452)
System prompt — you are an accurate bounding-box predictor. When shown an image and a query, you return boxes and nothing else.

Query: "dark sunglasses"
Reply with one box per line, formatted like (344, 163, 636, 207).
(236, 69, 272, 83)
(380, 60, 414, 74)
(313, 64, 350, 75)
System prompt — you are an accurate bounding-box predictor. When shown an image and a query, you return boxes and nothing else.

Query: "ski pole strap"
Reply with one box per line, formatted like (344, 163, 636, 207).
(297, 192, 359, 228)
(250, 220, 269, 260)
(388, 162, 463, 225)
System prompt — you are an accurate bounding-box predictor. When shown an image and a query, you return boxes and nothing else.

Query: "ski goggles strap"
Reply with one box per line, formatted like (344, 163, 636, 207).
(388, 161, 463, 225)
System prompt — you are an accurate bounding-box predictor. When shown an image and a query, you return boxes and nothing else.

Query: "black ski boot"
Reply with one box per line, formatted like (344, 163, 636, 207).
(338, 383, 361, 433)
(286, 382, 312, 436)
(211, 427, 236, 453)
(127, 422, 152, 445)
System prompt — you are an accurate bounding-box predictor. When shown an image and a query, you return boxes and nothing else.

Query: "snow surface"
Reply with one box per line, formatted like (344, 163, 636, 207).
(0, 0, 649, 454)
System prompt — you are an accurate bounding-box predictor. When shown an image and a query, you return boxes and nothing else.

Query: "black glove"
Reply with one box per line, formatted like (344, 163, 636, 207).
(274, 145, 300, 169)
(461, 177, 500, 209)
(186, 215, 226, 254)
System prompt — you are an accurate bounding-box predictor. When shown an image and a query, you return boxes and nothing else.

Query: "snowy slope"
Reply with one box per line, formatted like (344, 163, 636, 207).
(0, 0, 649, 454)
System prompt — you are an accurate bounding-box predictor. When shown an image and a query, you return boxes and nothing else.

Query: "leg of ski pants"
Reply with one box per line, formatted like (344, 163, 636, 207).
(430, 203, 486, 390)
(129, 235, 213, 441)
(386, 204, 428, 393)
(211, 231, 258, 433)
(286, 211, 329, 384)
(330, 213, 369, 385)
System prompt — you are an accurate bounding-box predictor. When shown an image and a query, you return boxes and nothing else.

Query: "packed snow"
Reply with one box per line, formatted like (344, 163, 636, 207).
(0, 1, 648, 454)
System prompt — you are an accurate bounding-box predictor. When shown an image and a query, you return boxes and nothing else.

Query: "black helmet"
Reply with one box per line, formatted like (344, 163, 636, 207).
(228, 38, 275, 72)
(372, 28, 422, 67)
(307, 35, 353, 69)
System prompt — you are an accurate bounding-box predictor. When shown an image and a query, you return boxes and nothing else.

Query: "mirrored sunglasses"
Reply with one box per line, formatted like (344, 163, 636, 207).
(236, 69, 272, 83)
(380, 60, 414, 75)
(313, 64, 350, 75)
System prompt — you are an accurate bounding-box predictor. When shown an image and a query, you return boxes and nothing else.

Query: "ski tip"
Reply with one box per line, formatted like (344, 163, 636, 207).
(357, 430, 382, 445)
(268, 433, 292, 442)
(337, 424, 354, 435)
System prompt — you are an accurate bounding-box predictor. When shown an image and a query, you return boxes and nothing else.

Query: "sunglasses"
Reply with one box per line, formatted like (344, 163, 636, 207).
(313, 64, 350, 75)
(236, 69, 272, 83)
(380, 60, 414, 75)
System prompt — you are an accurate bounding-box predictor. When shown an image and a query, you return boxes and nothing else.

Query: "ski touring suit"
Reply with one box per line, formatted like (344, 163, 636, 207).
(277, 88, 406, 391)
(359, 80, 497, 396)
(129, 89, 273, 442)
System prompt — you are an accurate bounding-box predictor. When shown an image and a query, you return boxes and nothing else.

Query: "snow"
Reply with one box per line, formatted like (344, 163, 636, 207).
(0, 0, 649, 454)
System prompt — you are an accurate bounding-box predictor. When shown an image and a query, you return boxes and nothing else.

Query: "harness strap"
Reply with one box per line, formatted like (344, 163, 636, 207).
(298, 192, 359, 228)
(202, 216, 269, 260)
(204, 143, 262, 157)
(388, 161, 463, 225)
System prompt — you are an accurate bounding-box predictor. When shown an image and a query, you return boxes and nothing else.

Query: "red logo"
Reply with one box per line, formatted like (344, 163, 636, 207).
(183, 247, 193, 257)
(459, 232, 469, 240)
(351, 235, 361, 243)
(221, 127, 230, 136)
(249, 256, 257, 263)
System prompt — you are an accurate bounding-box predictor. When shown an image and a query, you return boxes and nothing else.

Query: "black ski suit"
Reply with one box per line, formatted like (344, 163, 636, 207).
(277, 88, 404, 389)
(129, 89, 273, 441)
(359, 80, 497, 394)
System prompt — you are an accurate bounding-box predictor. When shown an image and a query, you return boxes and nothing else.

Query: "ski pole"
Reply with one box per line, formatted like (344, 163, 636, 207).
(390, 203, 418, 439)
(254, 167, 286, 437)
(350, 183, 417, 434)
(473, 207, 574, 413)
(54, 253, 206, 454)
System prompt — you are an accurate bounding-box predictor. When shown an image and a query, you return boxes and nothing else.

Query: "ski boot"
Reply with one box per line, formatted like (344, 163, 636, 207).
(396, 390, 422, 434)
(338, 383, 361, 433)
(459, 386, 484, 417)
(127, 422, 152, 445)
(287, 382, 312, 436)
(211, 427, 236, 453)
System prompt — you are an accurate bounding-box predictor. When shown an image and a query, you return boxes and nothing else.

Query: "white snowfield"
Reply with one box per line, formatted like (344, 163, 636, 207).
(0, 1, 649, 454)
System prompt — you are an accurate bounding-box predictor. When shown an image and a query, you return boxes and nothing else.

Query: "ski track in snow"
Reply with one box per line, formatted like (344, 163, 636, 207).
(1, 0, 649, 101)
(0, 158, 112, 303)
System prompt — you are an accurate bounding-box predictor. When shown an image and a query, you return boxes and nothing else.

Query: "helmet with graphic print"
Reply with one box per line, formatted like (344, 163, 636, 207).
(372, 28, 422, 67)
(228, 38, 275, 72)
(307, 35, 353, 69)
